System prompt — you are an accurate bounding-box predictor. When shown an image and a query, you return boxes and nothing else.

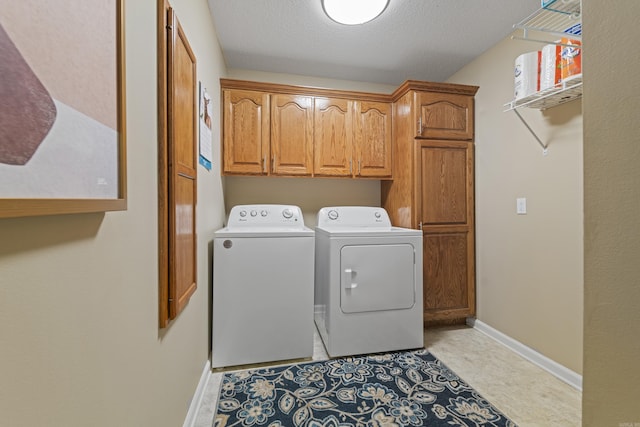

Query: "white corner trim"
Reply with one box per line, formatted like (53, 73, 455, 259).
(467, 318, 583, 391)
(183, 361, 212, 427)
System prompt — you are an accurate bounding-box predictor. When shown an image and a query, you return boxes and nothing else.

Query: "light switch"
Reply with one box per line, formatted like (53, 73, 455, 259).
(516, 198, 527, 215)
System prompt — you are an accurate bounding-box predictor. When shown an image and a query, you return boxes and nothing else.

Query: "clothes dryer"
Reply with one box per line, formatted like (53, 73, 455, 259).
(212, 204, 314, 368)
(314, 206, 423, 357)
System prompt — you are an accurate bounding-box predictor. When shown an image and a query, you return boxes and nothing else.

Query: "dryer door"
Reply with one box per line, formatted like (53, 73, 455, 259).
(340, 244, 416, 313)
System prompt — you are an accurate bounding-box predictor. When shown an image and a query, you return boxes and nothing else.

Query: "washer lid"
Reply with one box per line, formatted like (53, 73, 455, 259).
(214, 226, 314, 238)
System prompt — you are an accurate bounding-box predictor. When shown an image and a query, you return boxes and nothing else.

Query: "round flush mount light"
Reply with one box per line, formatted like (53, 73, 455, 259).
(322, 0, 390, 25)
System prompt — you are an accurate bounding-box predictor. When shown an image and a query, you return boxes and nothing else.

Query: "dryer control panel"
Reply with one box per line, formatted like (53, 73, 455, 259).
(227, 204, 305, 228)
(316, 206, 391, 228)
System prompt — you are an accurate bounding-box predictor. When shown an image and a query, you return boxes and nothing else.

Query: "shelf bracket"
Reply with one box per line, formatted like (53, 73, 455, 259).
(513, 109, 549, 155)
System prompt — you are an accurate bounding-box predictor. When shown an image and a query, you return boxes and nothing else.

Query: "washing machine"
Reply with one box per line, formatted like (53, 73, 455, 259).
(212, 204, 314, 368)
(314, 206, 423, 357)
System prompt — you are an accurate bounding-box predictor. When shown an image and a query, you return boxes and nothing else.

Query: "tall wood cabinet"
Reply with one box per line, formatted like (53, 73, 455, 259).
(382, 81, 479, 323)
(221, 79, 392, 178)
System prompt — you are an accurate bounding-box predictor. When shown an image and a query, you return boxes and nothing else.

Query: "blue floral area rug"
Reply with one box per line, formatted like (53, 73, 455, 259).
(213, 349, 516, 427)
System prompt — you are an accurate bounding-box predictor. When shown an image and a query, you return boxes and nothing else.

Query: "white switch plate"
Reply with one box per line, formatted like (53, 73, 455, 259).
(516, 197, 527, 214)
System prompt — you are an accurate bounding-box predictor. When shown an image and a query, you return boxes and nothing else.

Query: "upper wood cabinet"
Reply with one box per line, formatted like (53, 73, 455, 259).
(355, 100, 392, 178)
(314, 98, 392, 178)
(411, 89, 474, 141)
(220, 79, 392, 179)
(271, 94, 314, 176)
(313, 97, 354, 177)
(222, 89, 270, 174)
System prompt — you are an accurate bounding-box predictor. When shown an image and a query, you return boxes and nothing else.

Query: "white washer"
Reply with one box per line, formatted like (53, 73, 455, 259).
(212, 204, 314, 368)
(314, 206, 423, 357)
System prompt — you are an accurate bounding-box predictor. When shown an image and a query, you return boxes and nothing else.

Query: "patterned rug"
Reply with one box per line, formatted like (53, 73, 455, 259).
(213, 349, 516, 427)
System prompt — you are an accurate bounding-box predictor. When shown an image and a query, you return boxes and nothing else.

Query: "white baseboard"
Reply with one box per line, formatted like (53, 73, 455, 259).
(467, 318, 582, 391)
(183, 361, 212, 427)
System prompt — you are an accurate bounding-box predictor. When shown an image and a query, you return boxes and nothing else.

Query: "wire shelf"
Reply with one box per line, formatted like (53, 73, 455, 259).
(514, 0, 581, 40)
(504, 75, 582, 111)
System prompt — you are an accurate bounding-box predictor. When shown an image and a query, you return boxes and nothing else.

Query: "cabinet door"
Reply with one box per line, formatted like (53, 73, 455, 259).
(417, 140, 475, 321)
(354, 101, 392, 178)
(166, 6, 197, 321)
(271, 94, 313, 176)
(414, 92, 474, 140)
(314, 97, 353, 176)
(222, 89, 270, 174)
(422, 231, 474, 320)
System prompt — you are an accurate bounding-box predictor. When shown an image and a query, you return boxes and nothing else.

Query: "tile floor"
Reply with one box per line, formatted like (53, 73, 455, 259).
(193, 325, 581, 427)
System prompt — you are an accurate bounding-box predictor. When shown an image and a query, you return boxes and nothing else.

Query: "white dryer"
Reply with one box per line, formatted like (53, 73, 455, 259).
(314, 206, 423, 357)
(212, 204, 314, 368)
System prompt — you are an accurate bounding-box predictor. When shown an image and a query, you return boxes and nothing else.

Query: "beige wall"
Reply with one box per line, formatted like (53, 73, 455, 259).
(582, 0, 640, 424)
(224, 69, 395, 225)
(0, 1, 226, 426)
(447, 36, 584, 373)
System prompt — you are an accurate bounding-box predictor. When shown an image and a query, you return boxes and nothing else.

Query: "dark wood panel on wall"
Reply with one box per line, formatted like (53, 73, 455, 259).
(157, 0, 198, 328)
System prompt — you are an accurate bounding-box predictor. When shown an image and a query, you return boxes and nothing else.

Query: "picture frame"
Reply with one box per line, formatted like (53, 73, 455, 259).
(0, 0, 126, 218)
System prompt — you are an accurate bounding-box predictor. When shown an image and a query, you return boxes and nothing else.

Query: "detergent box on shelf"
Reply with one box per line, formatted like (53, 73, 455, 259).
(560, 38, 582, 82)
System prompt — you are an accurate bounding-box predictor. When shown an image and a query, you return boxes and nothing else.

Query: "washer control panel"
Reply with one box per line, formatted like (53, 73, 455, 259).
(316, 206, 392, 228)
(227, 204, 305, 228)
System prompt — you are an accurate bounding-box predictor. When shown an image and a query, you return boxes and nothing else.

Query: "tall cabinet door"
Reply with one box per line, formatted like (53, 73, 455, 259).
(167, 7, 197, 320)
(271, 94, 314, 176)
(417, 140, 475, 321)
(314, 97, 353, 176)
(222, 89, 270, 174)
(354, 101, 392, 178)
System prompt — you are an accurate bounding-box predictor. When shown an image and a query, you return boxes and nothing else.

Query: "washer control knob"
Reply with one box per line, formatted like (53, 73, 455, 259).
(239, 210, 247, 217)
(250, 210, 257, 217)
(328, 209, 339, 220)
(375, 211, 381, 219)
(282, 208, 293, 219)
(260, 210, 268, 217)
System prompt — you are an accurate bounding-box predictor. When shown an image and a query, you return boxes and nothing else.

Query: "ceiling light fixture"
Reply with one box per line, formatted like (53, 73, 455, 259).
(322, 0, 389, 25)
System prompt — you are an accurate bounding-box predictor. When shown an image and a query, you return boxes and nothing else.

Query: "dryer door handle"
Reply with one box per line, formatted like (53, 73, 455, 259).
(343, 268, 358, 289)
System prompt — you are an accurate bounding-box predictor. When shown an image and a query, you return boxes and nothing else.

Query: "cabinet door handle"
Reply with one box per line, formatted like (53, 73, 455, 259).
(262, 156, 266, 172)
(417, 117, 422, 136)
(272, 155, 275, 172)
(358, 159, 361, 174)
(349, 159, 353, 175)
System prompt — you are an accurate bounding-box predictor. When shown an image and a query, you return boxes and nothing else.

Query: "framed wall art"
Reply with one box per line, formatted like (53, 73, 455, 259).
(0, 0, 126, 218)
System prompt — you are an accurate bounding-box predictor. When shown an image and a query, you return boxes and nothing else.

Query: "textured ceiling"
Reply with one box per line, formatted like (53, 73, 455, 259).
(207, 0, 541, 86)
